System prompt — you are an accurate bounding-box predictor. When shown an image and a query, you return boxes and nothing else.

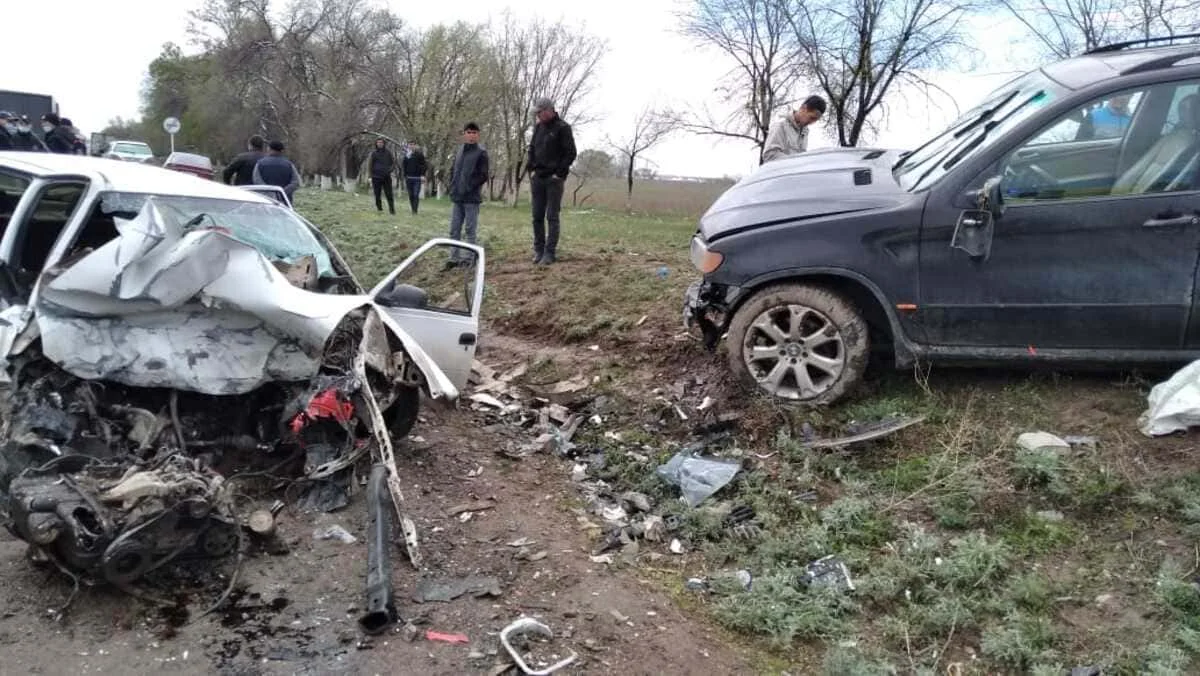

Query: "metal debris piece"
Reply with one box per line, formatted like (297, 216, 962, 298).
(448, 500, 496, 516)
(803, 416, 926, 449)
(499, 617, 578, 675)
(412, 575, 502, 603)
(800, 555, 855, 592)
(314, 525, 357, 544)
(358, 464, 398, 636)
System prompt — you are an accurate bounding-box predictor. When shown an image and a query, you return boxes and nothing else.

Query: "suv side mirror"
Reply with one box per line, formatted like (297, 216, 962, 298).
(951, 209, 994, 259)
(979, 175, 1005, 220)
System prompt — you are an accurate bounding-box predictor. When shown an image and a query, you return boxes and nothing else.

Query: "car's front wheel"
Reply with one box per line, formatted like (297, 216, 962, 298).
(726, 283, 868, 405)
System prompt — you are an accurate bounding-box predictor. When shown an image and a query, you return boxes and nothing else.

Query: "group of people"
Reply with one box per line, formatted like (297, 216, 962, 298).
(0, 111, 87, 154)
(368, 139, 428, 215)
(221, 136, 303, 204)
(361, 97, 577, 267)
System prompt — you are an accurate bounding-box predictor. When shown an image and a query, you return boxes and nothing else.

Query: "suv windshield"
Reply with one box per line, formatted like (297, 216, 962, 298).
(113, 143, 153, 157)
(894, 70, 1066, 192)
(97, 191, 335, 276)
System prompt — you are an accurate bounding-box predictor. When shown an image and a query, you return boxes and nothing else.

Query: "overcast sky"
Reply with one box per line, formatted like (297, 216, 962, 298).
(9, 0, 1032, 178)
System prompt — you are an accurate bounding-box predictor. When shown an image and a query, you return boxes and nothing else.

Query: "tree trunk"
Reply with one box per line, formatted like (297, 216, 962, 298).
(625, 154, 635, 211)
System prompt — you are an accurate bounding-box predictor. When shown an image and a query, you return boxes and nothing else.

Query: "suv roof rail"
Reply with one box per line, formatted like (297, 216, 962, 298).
(1085, 33, 1200, 54)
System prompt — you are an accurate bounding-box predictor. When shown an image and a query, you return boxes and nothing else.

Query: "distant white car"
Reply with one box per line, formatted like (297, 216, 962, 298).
(241, 183, 293, 208)
(103, 140, 155, 163)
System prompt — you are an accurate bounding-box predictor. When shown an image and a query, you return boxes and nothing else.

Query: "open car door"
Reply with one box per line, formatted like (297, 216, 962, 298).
(370, 238, 485, 393)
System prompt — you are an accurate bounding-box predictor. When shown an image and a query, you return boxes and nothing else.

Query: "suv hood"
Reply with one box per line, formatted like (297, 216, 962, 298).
(699, 147, 910, 241)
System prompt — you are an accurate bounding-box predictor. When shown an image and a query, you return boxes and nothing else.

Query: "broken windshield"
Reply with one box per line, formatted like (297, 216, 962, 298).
(98, 191, 335, 276)
(893, 70, 1064, 192)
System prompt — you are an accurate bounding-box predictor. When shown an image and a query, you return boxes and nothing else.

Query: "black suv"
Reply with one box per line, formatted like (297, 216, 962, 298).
(686, 36, 1200, 404)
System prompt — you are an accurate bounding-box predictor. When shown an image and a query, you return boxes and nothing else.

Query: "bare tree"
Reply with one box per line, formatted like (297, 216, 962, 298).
(608, 109, 675, 209)
(485, 14, 607, 205)
(570, 149, 616, 206)
(997, 0, 1200, 58)
(677, 0, 800, 158)
(787, 0, 976, 148)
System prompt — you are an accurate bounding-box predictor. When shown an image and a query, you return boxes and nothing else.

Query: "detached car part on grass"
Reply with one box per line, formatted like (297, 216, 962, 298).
(0, 154, 486, 592)
(685, 38, 1200, 404)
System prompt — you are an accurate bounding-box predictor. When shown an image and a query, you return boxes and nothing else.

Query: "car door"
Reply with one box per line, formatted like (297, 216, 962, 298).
(919, 80, 1200, 350)
(370, 238, 485, 392)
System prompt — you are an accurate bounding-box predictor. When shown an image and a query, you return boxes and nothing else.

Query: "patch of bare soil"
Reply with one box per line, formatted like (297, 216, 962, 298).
(0, 370, 753, 675)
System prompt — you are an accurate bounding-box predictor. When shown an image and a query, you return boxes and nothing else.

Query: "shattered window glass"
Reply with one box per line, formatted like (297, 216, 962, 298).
(98, 192, 336, 277)
(0, 172, 32, 241)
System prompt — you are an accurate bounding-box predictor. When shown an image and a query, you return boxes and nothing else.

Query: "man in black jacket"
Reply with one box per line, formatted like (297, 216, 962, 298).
(40, 113, 75, 154)
(525, 98, 577, 265)
(369, 138, 397, 214)
(446, 123, 489, 267)
(223, 136, 266, 186)
(401, 143, 427, 214)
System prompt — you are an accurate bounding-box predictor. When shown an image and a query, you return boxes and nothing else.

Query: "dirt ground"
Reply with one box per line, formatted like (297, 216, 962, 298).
(0, 332, 755, 676)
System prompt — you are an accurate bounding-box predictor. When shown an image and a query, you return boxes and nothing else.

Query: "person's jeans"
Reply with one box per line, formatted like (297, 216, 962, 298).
(372, 177, 395, 213)
(405, 178, 422, 214)
(530, 175, 565, 257)
(449, 201, 480, 260)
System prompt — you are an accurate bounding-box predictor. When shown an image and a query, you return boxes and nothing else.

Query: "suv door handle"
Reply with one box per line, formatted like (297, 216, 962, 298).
(459, 332, 476, 346)
(1143, 214, 1199, 228)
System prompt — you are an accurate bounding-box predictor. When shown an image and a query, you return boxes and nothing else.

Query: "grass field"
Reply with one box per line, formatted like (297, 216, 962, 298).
(298, 187, 1200, 674)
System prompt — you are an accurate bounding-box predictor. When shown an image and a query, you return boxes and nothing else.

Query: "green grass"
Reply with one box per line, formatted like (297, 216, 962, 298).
(296, 188, 697, 343)
(297, 189, 1200, 674)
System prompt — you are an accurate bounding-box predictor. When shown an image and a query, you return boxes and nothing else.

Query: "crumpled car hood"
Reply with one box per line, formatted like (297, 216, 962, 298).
(3, 198, 455, 399)
(699, 147, 911, 241)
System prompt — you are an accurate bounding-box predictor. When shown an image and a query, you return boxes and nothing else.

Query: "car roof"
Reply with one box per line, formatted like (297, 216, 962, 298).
(1044, 44, 1200, 90)
(0, 152, 271, 203)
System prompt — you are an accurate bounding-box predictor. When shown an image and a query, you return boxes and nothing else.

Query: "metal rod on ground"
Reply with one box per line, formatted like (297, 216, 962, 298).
(358, 463, 398, 635)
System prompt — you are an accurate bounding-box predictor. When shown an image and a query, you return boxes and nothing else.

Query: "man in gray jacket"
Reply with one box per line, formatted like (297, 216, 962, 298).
(445, 123, 489, 268)
(762, 95, 826, 164)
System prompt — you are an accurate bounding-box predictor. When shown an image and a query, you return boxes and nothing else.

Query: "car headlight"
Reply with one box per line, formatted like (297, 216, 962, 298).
(689, 236, 724, 274)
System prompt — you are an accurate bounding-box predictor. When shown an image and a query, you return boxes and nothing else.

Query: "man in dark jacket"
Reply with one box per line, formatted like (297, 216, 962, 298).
(60, 118, 87, 155)
(223, 136, 267, 186)
(0, 111, 14, 150)
(369, 138, 396, 214)
(525, 98, 577, 265)
(446, 123, 489, 267)
(40, 113, 75, 154)
(401, 143, 427, 215)
(10, 116, 45, 152)
(252, 140, 302, 204)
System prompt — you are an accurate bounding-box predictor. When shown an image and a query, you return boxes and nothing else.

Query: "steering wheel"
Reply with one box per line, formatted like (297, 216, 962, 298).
(1003, 162, 1059, 197)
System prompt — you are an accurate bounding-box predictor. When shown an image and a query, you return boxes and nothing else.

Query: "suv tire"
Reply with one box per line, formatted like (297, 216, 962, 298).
(726, 283, 869, 404)
(382, 385, 421, 441)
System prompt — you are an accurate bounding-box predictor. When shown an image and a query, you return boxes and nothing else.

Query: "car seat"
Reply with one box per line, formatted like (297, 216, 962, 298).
(1111, 93, 1200, 194)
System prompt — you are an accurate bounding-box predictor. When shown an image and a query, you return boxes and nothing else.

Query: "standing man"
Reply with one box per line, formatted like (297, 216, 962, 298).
(252, 140, 302, 205)
(369, 138, 397, 214)
(761, 95, 826, 164)
(10, 116, 45, 152)
(402, 142, 427, 215)
(223, 135, 267, 185)
(40, 113, 75, 154)
(0, 112, 14, 150)
(526, 98, 576, 266)
(445, 123, 489, 268)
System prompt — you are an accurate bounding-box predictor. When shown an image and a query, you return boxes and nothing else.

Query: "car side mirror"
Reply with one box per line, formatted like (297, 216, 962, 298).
(979, 175, 1005, 220)
(951, 209, 994, 260)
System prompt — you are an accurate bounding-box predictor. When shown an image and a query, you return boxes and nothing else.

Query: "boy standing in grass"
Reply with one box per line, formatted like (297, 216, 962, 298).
(445, 122, 489, 268)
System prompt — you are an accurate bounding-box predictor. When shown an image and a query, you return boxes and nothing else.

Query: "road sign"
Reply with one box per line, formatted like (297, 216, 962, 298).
(163, 117, 181, 134)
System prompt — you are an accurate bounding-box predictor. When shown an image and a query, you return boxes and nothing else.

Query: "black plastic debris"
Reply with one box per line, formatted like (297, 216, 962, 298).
(799, 555, 855, 592)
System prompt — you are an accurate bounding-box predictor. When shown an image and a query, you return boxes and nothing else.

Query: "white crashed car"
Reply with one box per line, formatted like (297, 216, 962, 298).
(0, 152, 484, 438)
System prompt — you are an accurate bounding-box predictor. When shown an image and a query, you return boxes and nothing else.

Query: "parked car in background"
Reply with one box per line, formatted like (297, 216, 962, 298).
(163, 152, 214, 180)
(685, 36, 1200, 405)
(241, 183, 293, 208)
(89, 134, 155, 163)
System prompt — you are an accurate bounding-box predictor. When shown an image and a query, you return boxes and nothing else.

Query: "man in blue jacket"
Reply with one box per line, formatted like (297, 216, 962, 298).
(446, 123, 489, 268)
(252, 140, 302, 204)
